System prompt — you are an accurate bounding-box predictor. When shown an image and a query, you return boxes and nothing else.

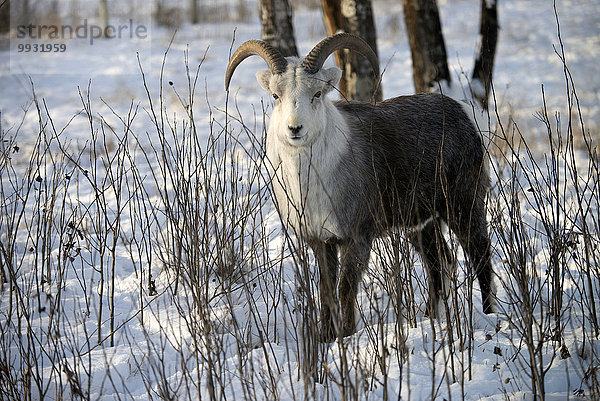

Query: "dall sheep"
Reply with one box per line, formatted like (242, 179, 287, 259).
(225, 33, 495, 341)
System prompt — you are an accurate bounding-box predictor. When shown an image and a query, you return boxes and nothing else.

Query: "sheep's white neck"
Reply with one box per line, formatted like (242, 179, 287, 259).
(266, 102, 350, 240)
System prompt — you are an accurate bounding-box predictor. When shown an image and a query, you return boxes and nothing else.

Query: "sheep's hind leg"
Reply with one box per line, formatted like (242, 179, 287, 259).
(450, 209, 496, 314)
(409, 219, 453, 318)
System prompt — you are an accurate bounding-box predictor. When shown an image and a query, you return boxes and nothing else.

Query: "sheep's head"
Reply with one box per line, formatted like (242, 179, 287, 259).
(254, 60, 342, 146)
(225, 33, 380, 146)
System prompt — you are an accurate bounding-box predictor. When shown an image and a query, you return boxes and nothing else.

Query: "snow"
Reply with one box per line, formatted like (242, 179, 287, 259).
(1, 0, 599, 400)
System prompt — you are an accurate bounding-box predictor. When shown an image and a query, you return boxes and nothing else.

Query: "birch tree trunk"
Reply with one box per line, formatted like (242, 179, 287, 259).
(471, 0, 498, 109)
(402, 0, 450, 93)
(321, 0, 382, 102)
(259, 0, 298, 57)
(99, 0, 109, 37)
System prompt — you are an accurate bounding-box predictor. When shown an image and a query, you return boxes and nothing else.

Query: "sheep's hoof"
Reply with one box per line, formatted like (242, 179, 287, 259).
(424, 299, 438, 318)
(320, 325, 357, 342)
(342, 326, 356, 338)
(319, 319, 336, 343)
(483, 299, 496, 314)
(320, 328, 336, 343)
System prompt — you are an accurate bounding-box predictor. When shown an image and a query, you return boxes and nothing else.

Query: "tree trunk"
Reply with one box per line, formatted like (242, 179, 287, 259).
(99, 0, 109, 37)
(321, 0, 382, 102)
(321, 0, 347, 94)
(15, 0, 29, 26)
(472, 0, 498, 109)
(258, 0, 298, 57)
(0, 0, 10, 34)
(189, 0, 198, 24)
(402, 0, 450, 93)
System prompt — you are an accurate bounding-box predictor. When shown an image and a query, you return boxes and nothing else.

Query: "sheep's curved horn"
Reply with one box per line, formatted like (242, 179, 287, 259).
(301, 33, 380, 75)
(225, 40, 288, 91)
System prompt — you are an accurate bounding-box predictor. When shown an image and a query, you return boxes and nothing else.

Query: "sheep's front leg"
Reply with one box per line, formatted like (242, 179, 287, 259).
(313, 240, 339, 342)
(338, 238, 371, 337)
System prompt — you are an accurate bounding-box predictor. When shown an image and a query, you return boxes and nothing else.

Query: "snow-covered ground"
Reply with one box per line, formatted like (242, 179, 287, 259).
(0, 0, 599, 400)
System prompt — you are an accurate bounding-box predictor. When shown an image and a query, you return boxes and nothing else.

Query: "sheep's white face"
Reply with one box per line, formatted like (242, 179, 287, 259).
(256, 61, 342, 147)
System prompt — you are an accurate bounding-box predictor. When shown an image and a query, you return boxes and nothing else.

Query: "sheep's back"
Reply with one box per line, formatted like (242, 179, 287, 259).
(335, 93, 488, 227)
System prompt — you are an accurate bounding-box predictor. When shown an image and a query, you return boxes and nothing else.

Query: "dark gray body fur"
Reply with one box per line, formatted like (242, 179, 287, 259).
(310, 92, 494, 340)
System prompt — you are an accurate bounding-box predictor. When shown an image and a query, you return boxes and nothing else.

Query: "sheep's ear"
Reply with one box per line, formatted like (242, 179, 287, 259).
(256, 69, 273, 92)
(322, 66, 342, 94)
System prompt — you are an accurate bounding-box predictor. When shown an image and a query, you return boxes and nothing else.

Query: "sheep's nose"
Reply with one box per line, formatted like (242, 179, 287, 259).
(288, 125, 303, 135)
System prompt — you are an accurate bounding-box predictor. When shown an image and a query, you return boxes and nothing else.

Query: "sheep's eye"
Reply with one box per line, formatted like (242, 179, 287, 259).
(314, 91, 322, 99)
(272, 93, 279, 100)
